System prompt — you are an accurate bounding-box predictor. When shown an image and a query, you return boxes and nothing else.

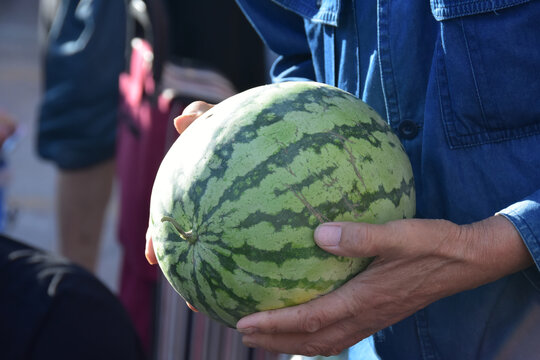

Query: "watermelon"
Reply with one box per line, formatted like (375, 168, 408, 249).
(149, 81, 415, 327)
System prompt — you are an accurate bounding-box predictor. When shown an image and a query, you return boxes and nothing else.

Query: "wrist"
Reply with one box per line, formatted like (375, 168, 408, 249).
(464, 215, 533, 282)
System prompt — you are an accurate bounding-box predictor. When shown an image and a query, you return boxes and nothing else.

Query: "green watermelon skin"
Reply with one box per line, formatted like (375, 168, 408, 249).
(149, 81, 415, 327)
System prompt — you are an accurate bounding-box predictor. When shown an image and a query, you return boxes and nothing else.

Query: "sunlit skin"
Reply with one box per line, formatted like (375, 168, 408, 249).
(0, 112, 16, 146)
(145, 102, 533, 357)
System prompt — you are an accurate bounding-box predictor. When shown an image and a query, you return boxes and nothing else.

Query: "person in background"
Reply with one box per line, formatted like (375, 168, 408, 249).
(37, 0, 126, 271)
(4, 106, 139, 359)
(0, 234, 146, 360)
(38, 0, 269, 356)
(147, 0, 540, 359)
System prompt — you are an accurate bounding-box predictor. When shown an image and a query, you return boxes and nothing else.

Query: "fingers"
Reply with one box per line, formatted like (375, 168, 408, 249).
(145, 231, 157, 265)
(186, 302, 199, 313)
(241, 320, 366, 357)
(237, 280, 358, 336)
(145, 227, 199, 313)
(174, 101, 214, 134)
(314, 221, 397, 258)
(239, 296, 374, 357)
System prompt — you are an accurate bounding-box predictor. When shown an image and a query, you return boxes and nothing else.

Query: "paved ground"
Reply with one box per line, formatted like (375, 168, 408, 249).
(0, 0, 120, 291)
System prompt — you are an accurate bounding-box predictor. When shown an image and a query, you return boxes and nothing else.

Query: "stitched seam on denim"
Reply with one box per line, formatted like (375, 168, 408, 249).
(351, 0, 361, 97)
(459, 18, 488, 128)
(432, 0, 529, 9)
(435, 34, 460, 149)
(377, 0, 401, 126)
(444, 127, 540, 149)
(414, 310, 439, 360)
(387, 0, 402, 125)
(433, 0, 523, 7)
(431, 0, 530, 20)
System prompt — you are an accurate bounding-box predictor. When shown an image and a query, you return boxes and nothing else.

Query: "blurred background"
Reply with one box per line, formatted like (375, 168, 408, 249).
(0, 0, 121, 291)
(1, 2, 283, 358)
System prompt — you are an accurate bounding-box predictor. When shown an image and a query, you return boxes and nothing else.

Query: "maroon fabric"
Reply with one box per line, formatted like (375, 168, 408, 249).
(116, 38, 179, 354)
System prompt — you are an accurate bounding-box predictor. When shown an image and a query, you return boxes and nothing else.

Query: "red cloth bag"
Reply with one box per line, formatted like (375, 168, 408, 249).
(116, 38, 180, 353)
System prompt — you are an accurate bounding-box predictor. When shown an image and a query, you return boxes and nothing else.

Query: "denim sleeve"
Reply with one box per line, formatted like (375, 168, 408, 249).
(37, 0, 126, 170)
(236, 0, 316, 83)
(498, 189, 540, 271)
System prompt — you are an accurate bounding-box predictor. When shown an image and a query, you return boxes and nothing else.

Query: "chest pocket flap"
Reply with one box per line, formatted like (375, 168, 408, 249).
(430, 0, 531, 20)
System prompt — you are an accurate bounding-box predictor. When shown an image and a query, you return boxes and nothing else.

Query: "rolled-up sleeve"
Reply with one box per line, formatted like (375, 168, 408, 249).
(236, 0, 315, 83)
(499, 189, 540, 272)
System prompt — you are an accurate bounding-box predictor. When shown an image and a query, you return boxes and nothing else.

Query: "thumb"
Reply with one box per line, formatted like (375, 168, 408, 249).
(314, 222, 392, 257)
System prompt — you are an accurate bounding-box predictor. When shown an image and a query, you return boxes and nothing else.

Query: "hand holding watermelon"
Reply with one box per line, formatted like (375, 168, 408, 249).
(147, 82, 417, 329)
(144, 82, 532, 357)
(236, 215, 532, 356)
(172, 101, 214, 134)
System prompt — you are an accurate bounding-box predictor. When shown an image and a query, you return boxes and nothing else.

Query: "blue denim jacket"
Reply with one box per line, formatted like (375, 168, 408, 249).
(237, 0, 540, 358)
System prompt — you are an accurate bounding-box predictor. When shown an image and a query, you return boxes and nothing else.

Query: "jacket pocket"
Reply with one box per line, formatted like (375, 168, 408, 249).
(432, 0, 540, 148)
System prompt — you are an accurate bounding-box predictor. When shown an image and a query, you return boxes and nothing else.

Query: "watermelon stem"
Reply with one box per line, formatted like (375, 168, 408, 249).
(161, 216, 196, 244)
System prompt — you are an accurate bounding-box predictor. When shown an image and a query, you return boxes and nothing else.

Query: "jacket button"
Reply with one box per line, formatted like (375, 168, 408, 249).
(398, 120, 419, 140)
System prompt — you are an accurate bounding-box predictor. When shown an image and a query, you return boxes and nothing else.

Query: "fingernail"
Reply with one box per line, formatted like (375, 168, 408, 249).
(237, 327, 258, 335)
(180, 109, 204, 117)
(314, 224, 342, 247)
(236, 317, 258, 334)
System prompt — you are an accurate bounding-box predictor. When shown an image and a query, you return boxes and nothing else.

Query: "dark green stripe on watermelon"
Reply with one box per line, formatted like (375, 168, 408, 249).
(149, 82, 415, 327)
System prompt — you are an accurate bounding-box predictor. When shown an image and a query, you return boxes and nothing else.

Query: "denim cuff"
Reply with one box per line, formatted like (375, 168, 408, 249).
(498, 190, 540, 272)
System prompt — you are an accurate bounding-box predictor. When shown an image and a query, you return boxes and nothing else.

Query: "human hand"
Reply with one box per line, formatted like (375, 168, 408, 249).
(172, 101, 214, 134)
(236, 216, 533, 356)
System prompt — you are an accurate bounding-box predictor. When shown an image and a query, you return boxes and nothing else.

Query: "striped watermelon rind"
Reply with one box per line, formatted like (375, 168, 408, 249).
(149, 81, 415, 327)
